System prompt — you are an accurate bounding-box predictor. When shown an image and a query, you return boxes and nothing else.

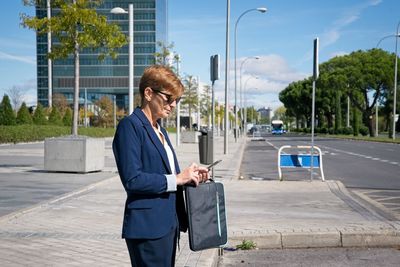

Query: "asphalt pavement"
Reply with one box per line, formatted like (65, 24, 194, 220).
(0, 133, 399, 266)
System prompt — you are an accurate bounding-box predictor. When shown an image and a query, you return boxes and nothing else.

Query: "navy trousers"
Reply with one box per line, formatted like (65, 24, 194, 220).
(125, 227, 178, 267)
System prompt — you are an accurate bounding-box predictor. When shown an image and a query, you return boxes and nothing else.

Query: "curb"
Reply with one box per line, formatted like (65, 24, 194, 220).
(227, 228, 400, 249)
(0, 175, 119, 223)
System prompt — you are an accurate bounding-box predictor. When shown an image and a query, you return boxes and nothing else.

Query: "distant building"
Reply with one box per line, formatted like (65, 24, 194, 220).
(35, 0, 167, 111)
(257, 107, 272, 122)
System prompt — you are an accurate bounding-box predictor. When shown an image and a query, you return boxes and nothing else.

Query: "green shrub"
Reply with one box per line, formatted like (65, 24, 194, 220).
(0, 125, 116, 143)
(16, 102, 32, 124)
(359, 125, 369, 136)
(63, 108, 72, 126)
(342, 127, 353, 135)
(319, 127, 328, 134)
(335, 127, 343, 135)
(0, 94, 16, 125)
(328, 128, 334, 135)
(78, 127, 115, 137)
(48, 106, 63, 126)
(33, 104, 47, 125)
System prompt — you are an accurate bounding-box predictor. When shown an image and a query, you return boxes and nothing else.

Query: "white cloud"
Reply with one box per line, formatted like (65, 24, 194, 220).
(321, 29, 341, 48)
(247, 55, 307, 82)
(300, 0, 383, 63)
(329, 51, 349, 58)
(211, 54, 307, 109)
(0, 51, 36, 65)
(320, 0, 383, 49)
(22, 92, 37, 107)
(1, 79, 37, 107)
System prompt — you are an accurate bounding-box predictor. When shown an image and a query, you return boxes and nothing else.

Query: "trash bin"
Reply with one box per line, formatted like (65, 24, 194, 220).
(198, 129, 213, 164)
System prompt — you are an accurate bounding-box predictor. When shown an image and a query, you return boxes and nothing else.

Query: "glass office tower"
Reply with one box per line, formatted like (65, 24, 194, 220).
(36, 0, 167, 111)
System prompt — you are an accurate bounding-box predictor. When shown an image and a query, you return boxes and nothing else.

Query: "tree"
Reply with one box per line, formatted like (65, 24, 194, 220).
(279, 78, 312, 129)
(32, 103, 47, 125)
(353, 106, 360, 136)
(273, 106, 287, 120)
(63, 107, 72, 126)
(0, 94, 16, 125)
(154, 41, 176, 67)
(280, 49, 396, 136)
(335, 90, 342, 132)
(17, 102, 33, 124)
(21, 0, 127, 135)
(200, 84, 212, 126)
(246, 106, 257, 124)
(49, 106, 63, 126)
(94, 96, 113, 127)
(52, 93, 69, 115)
(7, 86, 24, 111)
(181, 75, 198, 131)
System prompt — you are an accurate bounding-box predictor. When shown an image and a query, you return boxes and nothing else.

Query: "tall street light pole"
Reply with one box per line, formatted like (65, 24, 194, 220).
(393, 21, 400, 140)
(240, 56, 260, 133)
(111, 4, 134, 115)
(234, 7, 267, 142)
(376, 29, 400, 140)
(224, 0, 230, 154)
(243, 76, 259, 128)
(47, 0, 52, 107)
(175, 54, 181, 147)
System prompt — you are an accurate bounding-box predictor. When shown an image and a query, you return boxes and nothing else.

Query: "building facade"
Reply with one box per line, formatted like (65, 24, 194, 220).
(257, 106, 272, 123)
(36, 0, 167, 110)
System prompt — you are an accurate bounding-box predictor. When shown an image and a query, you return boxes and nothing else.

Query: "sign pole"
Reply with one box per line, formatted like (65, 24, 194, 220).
(311, 38, 319, 181)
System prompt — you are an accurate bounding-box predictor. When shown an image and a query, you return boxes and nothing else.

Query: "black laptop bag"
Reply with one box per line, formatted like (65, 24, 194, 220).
(184, 180, 227, 251)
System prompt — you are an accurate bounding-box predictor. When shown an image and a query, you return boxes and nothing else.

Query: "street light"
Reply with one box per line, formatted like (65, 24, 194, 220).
(240, 56, 260, 132)
(376, 25, 400, 140)
(243, 76, 259, 128)
(111, 4, 134, 115)
(234, 7, 267, 142)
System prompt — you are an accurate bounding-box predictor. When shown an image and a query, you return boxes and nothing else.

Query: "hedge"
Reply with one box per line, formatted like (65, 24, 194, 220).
(0, 125, 116, 144)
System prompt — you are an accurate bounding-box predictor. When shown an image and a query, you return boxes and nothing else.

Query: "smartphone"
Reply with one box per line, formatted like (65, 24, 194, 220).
(207, 159, 222, 170)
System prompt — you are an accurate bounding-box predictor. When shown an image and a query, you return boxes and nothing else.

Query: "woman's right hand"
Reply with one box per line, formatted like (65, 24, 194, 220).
(176, 163, 201, 186)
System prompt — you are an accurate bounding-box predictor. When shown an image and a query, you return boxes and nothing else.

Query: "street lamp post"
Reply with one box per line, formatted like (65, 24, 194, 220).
(175, 54, 181, 147)
(376, 26, 400, 139)
(224, 0, 230, 154)
(111, 4, 134, 115)
(234, 7, 267, 142)
(240, 56, 260, 133)
(393, 22, 400, 140)
(243, 76, 259, 128)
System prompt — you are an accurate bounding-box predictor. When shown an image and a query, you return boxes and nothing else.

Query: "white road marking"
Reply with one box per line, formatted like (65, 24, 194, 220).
(316, 145, 399, 167)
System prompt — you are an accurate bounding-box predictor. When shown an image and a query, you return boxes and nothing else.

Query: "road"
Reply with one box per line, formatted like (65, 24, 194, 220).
(241, 133, 400, 219)
(0, 139, 117, 217)
(219, 133, 400, 266)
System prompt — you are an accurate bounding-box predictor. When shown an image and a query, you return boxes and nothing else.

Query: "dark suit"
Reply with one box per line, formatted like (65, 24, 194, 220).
(112, 108, 187, 266)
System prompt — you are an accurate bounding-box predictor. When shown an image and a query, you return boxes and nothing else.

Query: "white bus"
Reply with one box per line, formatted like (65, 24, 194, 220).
(271, 120, 285, 134)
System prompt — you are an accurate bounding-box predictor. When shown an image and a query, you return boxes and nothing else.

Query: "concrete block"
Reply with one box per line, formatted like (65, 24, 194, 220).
(44, 136, 104, 173)
(341, 230, 400, 247)
(282, 231, 341, 248)
(181, 131, 200, 143)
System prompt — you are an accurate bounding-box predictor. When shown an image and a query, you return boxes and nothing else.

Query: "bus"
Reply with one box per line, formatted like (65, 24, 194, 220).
(271, 120, 285, 134)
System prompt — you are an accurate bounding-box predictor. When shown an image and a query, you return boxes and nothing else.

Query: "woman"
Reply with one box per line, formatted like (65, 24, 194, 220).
(112, 65, 209, 267)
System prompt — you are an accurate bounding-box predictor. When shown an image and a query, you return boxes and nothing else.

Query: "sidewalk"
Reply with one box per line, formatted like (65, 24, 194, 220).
(0, 134, 399, 266)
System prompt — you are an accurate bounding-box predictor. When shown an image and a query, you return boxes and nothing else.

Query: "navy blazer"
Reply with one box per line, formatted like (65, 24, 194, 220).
(112, 108, 188, 239)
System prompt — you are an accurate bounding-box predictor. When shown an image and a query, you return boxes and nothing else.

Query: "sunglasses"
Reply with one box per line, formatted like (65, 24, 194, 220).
(152, 88, 181, 105)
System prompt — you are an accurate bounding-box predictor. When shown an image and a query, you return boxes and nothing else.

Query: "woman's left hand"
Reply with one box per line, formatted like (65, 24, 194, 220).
(196, 166, 210, 183)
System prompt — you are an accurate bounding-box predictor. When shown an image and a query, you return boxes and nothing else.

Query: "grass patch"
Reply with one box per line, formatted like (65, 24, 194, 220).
(236, 240, 257, 250)
(0, 125, 115, 144)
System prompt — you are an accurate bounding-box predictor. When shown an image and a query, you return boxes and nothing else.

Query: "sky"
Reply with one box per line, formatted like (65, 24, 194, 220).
(0, 0, 399, 112)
